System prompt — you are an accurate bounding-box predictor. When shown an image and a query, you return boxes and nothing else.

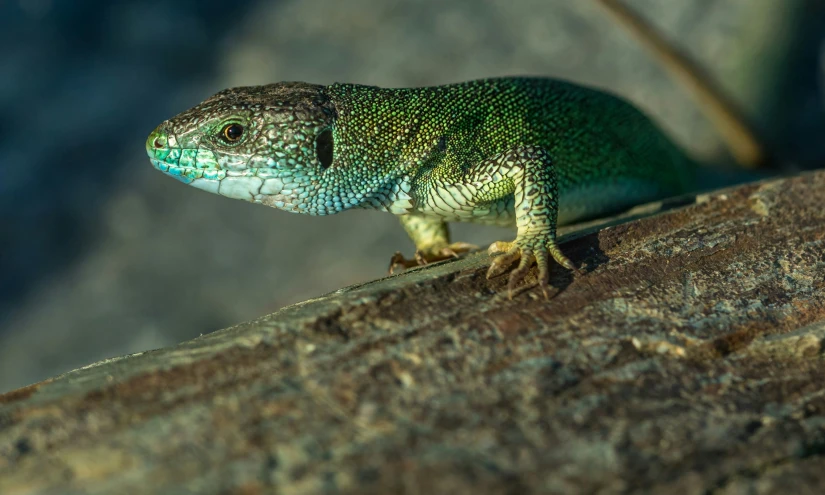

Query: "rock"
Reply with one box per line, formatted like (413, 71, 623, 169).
(2, 170, 825, 494)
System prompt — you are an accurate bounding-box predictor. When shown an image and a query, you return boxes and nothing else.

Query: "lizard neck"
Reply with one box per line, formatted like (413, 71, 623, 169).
(323, 83, 430, 214)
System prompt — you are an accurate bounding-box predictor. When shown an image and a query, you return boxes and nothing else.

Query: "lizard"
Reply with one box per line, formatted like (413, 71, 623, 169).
(145, 0, 767, 299)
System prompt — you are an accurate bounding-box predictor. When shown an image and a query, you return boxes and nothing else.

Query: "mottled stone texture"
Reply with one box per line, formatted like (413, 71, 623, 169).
(2, 170, 825, 495)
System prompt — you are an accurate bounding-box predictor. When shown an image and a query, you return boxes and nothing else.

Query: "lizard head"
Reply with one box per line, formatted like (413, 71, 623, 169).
(146, 82, 337, 213)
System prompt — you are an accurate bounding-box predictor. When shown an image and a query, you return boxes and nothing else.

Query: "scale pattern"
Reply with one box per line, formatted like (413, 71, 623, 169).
(147, 77, 696, 296)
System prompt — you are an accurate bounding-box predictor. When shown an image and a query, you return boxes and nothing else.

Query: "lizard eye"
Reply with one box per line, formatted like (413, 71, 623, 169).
(221, 123, 244, 143)
(315, 129, 333, 169)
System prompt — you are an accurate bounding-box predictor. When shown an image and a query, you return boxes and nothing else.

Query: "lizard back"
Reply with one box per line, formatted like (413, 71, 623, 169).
(327, 77, 695, 225)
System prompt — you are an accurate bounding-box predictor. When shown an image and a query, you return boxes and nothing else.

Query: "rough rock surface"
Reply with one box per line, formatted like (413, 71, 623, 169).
(2, 170, 825, 494)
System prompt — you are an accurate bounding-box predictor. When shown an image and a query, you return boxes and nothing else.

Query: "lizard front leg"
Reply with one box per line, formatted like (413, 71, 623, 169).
(389, 213, 477, 272)
(479, 146, 576, 298)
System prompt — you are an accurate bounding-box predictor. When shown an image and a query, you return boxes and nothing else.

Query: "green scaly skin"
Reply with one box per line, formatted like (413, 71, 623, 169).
(146, 78, 696, 297)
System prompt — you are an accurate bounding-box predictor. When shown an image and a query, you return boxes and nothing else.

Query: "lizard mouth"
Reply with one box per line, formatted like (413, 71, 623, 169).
(146, 134, 229, 184)
(146, 127, 226, 183)
(148, 156, 227, 184)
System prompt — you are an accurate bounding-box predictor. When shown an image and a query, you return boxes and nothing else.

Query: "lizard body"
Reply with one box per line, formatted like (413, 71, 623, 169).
(147, 78, 694, 296)
(147, 0, 770, 298)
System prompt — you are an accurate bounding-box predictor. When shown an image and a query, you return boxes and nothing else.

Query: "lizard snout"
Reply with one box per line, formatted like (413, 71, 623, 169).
(146, 125, 169, 154)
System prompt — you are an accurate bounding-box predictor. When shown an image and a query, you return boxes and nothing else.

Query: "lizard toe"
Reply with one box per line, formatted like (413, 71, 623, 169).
(444, 242, 480, 256)
(419, 241, 479, 263)
(487, 244, 521, 279)
(548, 242, 576, 271)
(535, 250, 553, 300)
(487, 235, 574, 298)
(487, 241, 515, 255)
(506, 249, 535, 299)
(388, 251, 419, 274)
(390, 242, 478, 274)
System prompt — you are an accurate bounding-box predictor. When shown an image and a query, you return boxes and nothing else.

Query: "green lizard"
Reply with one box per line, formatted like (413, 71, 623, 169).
(146, 0, 766, 298)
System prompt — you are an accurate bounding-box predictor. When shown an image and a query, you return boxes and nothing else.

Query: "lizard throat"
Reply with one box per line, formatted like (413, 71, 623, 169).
(148, 145, 415, 216)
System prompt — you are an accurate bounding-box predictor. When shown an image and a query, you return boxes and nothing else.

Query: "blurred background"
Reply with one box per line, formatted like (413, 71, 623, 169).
(1, 0, 824, 393)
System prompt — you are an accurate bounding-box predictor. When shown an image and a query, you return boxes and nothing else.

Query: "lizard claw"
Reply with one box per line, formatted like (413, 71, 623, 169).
(388, 242, 479, 274)
(388, 251, 415, 274)
(486, 238, 575, 299)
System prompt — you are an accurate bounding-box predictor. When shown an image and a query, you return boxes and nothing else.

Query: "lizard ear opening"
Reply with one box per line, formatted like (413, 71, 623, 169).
(315, 129, 334, 170)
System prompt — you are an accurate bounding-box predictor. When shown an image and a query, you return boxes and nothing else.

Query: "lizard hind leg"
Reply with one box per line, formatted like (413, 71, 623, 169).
(389, 213, 478, 273)
(481, 147, 576, 299)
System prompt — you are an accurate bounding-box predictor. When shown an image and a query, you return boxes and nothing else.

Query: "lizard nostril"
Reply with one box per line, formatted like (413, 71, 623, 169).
(153, 136, 165, 149)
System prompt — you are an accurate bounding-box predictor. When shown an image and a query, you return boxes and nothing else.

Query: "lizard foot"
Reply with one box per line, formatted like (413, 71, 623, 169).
(388, 242, 478, 274)
(486, 237, 576, 299)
